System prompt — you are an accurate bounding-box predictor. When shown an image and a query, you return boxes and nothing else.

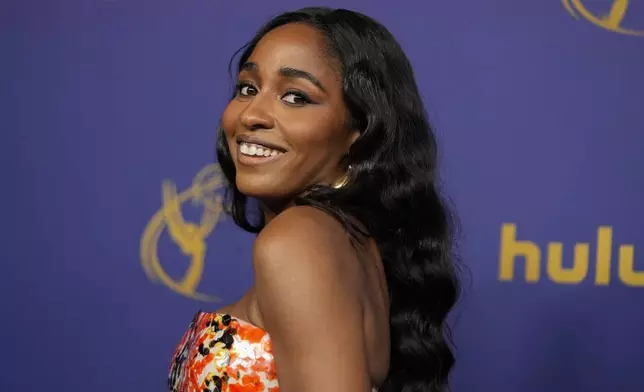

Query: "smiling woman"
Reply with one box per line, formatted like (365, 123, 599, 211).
(222, 22, 355, 211)
(168, 7, 460, 392)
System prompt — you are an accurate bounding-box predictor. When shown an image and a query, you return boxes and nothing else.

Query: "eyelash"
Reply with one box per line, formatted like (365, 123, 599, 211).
(235, 82, 314, 105)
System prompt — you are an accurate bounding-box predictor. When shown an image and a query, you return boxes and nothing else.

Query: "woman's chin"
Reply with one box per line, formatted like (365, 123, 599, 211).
(236, 178, 288, 201)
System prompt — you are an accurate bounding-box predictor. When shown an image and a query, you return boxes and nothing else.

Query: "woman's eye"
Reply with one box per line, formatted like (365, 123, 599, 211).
(237, 84, 257, 96)
(282, 92, 310, 105)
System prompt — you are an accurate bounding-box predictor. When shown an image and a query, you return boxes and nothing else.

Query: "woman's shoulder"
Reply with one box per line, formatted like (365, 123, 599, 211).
(248, 206, 379, 391)
(251, 204, 365, 317)
(254, 205, 351, 260)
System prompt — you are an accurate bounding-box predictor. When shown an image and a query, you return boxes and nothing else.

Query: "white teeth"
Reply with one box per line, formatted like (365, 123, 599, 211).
(239, 142, 284, 157)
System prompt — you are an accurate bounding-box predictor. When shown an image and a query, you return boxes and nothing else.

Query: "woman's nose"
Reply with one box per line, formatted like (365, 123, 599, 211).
(240, 98, 275, 131)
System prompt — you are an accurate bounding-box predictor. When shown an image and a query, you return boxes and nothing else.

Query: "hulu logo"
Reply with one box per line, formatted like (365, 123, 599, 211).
(499, 223, 642, 286)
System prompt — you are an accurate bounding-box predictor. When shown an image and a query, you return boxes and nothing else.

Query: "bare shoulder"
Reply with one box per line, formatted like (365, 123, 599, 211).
(251, 206, 371, 390)
(255, 205, 350, 253)
(252, 205, 363, 299)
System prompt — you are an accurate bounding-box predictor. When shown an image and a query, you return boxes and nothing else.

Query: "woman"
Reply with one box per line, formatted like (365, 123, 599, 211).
(169, 7, 460, 392)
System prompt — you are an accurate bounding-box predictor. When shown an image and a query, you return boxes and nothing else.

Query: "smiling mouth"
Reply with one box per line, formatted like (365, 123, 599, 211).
(238, 141, 285, 158)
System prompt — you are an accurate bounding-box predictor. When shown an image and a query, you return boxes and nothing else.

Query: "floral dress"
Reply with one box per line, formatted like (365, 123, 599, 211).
(169, 311, 379, 392)
(169, 312, 278, 392)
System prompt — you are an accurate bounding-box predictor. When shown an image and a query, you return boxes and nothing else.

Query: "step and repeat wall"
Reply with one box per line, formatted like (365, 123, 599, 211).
(4, 1, 643, 391)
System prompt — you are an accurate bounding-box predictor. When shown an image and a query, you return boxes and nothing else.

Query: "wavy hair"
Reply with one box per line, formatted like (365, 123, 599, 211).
(215, 7, 460, 392)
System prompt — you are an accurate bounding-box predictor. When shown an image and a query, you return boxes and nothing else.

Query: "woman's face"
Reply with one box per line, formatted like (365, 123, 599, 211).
(221, 23, 358, 209)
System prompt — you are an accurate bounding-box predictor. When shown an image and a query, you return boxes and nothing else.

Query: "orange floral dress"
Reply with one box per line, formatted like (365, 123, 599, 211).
(169, 311, 278, 392)
(169, 311, 379, 392)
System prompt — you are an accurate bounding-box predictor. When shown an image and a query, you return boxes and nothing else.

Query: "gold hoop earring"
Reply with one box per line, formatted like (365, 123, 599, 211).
(332, 165, 352, 189)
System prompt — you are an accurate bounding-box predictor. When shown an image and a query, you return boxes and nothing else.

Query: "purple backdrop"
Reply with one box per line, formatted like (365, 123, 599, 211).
(4, 0, 644, 391)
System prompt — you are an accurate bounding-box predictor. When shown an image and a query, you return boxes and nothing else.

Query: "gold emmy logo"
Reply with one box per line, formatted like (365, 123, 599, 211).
(141, 164, 226, 302)
(562, 0, 644, 36)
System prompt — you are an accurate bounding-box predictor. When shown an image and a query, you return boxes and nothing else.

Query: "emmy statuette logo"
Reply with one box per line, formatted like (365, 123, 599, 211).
(141, 164, 226, 302)
(562, 0, 644, 36)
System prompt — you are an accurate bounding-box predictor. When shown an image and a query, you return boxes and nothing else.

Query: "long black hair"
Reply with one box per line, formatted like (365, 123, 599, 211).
(215, 7, 460, 392)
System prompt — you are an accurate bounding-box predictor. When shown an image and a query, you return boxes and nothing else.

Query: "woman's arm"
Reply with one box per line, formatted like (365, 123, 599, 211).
(253, 205, 372, 392)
